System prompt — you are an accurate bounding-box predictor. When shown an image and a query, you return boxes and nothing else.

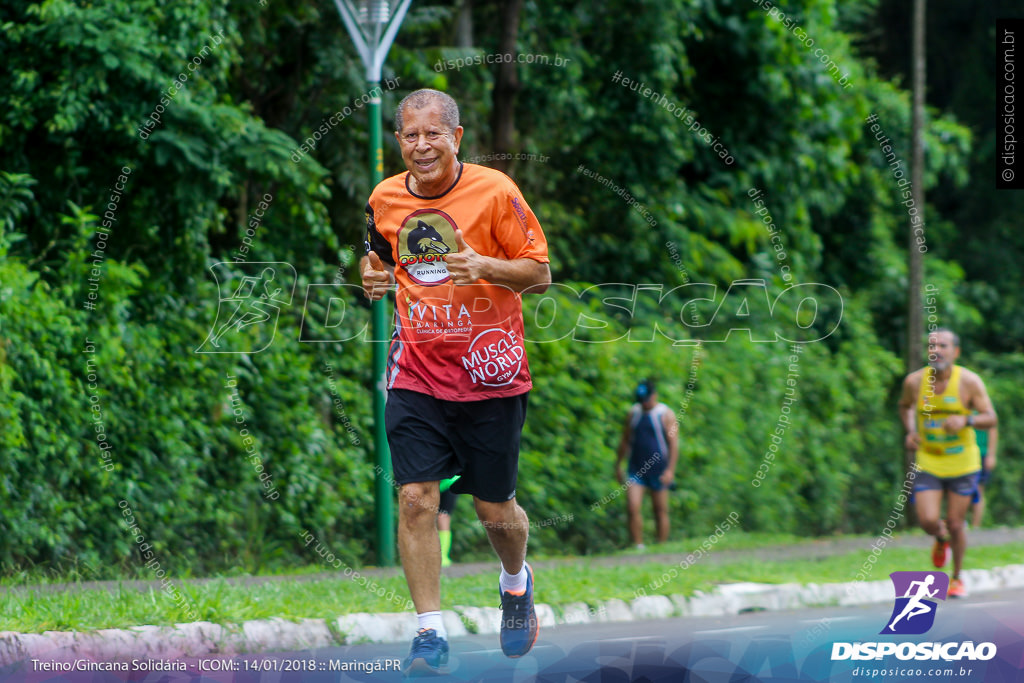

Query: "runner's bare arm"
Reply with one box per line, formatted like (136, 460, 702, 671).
(445, 229, 550, 293)
(466, 257, 550, 293)
(967, 371, 997, 429)
(661, 410, 679, 484)
(986, 425, 999, 471)
(898, 372, 922, 450)
(616, 415, 632, 483)
(942, 371, 996, 432)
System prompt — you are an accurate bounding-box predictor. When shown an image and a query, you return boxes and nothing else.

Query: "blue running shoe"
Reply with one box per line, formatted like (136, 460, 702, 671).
(402, 628, 449, 676)
(499, 564, 538, 657)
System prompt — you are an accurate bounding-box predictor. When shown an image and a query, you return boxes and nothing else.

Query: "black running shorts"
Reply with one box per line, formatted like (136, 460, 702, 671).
(438, 489, 457, 515)
(385, 388, 528, 503)
(912, 469, 980, 498)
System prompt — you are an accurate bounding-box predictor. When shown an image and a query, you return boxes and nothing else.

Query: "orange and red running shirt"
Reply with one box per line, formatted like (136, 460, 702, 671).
(364, 162, 550, 401)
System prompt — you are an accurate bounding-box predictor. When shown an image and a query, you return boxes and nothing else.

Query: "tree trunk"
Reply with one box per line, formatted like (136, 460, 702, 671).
(455, 0, 473, 48)
(490, 0, 523, 173)
(905, 0, 927, 521)
(907, 0, 926, 377)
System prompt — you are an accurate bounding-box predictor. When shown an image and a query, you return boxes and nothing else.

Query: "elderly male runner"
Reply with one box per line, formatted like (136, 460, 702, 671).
(898, 328, 997, 598)
(361, 88, 550, 674)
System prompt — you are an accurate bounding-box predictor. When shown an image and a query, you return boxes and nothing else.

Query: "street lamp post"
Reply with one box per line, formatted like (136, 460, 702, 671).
(333, 0, 412, 567)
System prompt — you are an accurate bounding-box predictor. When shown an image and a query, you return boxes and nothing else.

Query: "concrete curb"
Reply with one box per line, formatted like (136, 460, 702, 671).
(3, 564, 1023, 666)
(0, 618, 334, 666)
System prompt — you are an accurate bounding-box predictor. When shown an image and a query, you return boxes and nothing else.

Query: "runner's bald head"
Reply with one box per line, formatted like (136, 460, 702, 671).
(395, 89, 460, 133)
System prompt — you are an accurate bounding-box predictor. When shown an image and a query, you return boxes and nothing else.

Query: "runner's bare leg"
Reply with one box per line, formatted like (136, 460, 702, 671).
(475, 497, 528, 575)
(398, 482, 442, 612)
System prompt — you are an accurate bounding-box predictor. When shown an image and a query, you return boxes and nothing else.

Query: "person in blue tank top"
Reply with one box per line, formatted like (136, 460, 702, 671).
(616, 379, 680, 549)
(970, 423, 999, 527)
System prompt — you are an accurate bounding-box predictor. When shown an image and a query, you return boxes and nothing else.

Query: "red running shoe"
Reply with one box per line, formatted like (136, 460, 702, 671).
(948, 577, 968, 598)
(931, 538, 950, 568)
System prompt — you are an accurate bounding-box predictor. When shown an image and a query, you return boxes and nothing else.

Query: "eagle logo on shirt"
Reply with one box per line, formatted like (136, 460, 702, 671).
(408, 221, 451, 256)
(397, 209, 458, 285)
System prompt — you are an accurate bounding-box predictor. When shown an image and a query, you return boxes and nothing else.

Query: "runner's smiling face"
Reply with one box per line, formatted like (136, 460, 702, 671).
(396, 102, 463, 196)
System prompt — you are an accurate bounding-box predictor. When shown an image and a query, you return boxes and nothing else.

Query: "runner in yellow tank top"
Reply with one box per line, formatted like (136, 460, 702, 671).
(915, 365, 981, 477)
(898, 329, 998, 598)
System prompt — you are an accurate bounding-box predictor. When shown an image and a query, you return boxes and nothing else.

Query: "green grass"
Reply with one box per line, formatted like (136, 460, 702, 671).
(3, 535, 1022, 635)
(531, 543, 1024, 606)
(618, 530, 810, 556)
(1, 573, 415, 633)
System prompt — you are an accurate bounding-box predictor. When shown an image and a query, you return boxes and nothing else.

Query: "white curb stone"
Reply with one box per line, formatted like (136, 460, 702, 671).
(599, 599, 634, 622)
(630, 595, 675, 619)
(559, 602, 595, 625)
(688, 591, 739, 617)
(716, 582, 780, 612)
(456, 606, 502, 635)
(335, 612, 416, 644)
(1000, 564, 1024, 587)
(669, 594, 690, 617)
(442, 610, 470, 639)
(241, 618, 335, 651)
(536, 603, 558, 628)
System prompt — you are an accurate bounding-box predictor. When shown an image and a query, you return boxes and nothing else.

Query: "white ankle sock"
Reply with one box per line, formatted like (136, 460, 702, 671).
(417, 611, 446, 639)
(499, 564, 528, 594)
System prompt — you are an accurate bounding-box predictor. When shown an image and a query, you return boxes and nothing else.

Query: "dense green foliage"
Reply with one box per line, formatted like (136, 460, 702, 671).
(861, 0, 1024, 354)
(0, 0, 1019, 578)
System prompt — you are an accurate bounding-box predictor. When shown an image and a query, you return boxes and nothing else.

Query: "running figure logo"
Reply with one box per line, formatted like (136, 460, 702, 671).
(197, 262, 296, 353)
(881, 571, 949, 635)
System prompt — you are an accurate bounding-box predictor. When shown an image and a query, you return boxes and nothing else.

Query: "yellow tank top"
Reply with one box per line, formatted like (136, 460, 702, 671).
(916, 365, 981, 477)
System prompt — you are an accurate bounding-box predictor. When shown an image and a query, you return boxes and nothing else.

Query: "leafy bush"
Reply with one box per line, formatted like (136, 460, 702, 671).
(0, 212, 377, 575)
(2, 230, 1020, 574)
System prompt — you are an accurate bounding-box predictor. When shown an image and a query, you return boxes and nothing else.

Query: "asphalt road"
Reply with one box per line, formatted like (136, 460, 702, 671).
(141, 585, 1024, 683)
(7, 541, 1024, 682)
